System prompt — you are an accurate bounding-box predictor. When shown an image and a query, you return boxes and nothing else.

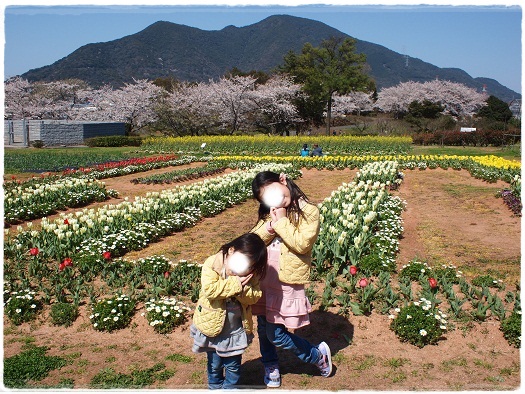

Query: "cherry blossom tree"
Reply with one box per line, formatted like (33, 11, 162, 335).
(332, 91, 374, 117)
(374, 81, 423, 118)
(4, 77, 36, 119)
(32, 79, 89, 119)
(207, 75, 258, 134)
(248, 74, 303, 135)
(375, 80, 487, 118)
(160, 81, 220, 136)
(70, 79, 163, 132)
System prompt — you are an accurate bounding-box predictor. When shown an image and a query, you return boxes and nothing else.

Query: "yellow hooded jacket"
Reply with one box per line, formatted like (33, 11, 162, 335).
(251, 202, 320, 284)
(192, 254, 262, 338)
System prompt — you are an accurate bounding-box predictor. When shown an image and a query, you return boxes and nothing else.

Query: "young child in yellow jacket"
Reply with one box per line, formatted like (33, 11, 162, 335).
(190, 232, 267, 389)
(251, 171, 333, 388)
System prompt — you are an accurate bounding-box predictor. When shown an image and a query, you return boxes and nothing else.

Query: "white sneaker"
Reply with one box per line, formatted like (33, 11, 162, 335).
(317, 341, 333, 377)
(264, 365, 281, 388)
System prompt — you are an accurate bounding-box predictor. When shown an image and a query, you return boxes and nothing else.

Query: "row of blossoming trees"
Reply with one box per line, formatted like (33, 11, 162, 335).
(4, 75, 488, 135)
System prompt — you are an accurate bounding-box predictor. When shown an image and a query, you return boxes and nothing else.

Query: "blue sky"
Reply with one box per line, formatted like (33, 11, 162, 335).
(3, 2, 523, 95)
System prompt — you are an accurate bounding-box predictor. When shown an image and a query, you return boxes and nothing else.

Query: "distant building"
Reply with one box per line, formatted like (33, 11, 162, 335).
(508, 99, 521, 119)
(4, 120, 126, 147)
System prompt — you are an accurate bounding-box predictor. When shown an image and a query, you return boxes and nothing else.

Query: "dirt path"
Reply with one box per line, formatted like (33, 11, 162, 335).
(3, 167, 521, 390)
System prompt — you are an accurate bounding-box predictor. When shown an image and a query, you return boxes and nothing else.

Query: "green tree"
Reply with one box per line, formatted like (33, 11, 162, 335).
(279, 36, 375, 135)
(407, 100, 444, 119)
(477, 95, 513, 123)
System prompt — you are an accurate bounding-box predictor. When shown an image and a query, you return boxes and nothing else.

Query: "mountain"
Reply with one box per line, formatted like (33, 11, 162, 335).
(20, 15, 520, 102)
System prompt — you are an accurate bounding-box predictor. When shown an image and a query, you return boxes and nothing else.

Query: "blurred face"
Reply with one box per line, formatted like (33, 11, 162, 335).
(260, 181, 291, 208)
(225, 250, 253, 276)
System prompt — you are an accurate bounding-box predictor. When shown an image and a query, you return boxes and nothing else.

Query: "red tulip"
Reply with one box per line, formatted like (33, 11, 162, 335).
(103, 251, 112, 260)
(349, 265, 358, 276)
(428, 277, 438, 289)
(59, 262, 66, 271)
(63, 257, 73, 267)
(164, 271, 170, 279)
(358, 278, 368, 288)
(29, 247, 39, 256)
(63, 219, 69, 225)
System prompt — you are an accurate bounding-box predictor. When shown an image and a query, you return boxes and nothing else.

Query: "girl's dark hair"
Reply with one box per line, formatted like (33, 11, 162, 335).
(251, 171, 308, 224)
(219, 233, 267, 280)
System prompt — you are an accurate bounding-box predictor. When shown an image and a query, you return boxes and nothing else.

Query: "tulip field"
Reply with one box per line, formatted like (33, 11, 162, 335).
(3, 136, 521, 390)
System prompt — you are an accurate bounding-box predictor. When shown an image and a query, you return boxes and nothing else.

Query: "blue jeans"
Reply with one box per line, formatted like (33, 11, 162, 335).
(206, 351, 242, 389)
(257, 315, 321, 367)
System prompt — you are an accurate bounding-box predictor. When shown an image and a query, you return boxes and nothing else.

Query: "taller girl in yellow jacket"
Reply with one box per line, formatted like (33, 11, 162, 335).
(251, 171, 333, 388)
(190, 232, 267, 389)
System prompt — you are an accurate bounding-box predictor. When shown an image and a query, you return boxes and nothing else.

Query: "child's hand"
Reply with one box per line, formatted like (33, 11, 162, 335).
(238, 273, 253, 286)
(270, 207, 286, 222)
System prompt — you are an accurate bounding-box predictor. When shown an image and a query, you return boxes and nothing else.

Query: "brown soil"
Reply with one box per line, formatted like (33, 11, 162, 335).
(3, 167, 521, 390)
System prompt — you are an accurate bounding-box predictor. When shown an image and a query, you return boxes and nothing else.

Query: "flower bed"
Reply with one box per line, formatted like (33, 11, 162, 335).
(4, 178, 118, 225)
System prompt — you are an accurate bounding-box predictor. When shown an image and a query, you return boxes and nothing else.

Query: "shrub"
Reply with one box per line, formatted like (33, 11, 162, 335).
(359, 251, 395, 276)
(143, 297, 192, 334)
(31, 140, 44, 148)
(3, 346, 67, 388)
(89, 363, 171, 389)
(399, 260, 433, 281)
(4, 288, 41, 325)
(433, 263, 463, 284)
(133, 255, 172, 277)
(500, 311, 521, 348)
(90, 294, 136, 332)
(471, 274, 504, 289)
(50, 302, 79, 327)
(84, 136, 142, 147)
(390, 298, 448, 348)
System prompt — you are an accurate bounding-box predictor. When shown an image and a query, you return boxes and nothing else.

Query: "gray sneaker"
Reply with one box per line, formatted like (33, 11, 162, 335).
(264, 365, 281, 388)
(316, 341, 333, 377)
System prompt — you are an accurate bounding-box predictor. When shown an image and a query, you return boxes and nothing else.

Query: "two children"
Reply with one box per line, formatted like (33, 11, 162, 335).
(191, 171, 333, 389)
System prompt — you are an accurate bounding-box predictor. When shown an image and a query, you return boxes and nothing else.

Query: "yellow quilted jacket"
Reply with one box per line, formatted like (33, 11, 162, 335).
(251, 202, 320, 284)
(191, 254, 262, 338)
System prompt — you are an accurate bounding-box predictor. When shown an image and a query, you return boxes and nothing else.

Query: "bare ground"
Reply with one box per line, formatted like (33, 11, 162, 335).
(3, 167, 521, 391)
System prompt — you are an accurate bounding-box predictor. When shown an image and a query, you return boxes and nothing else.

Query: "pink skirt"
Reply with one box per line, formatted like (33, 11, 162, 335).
(252, 237, 311, 329)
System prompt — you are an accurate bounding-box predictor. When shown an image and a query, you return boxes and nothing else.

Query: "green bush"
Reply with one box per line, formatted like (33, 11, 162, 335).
(433, 264, 462, 284)
(144, 297, 192, 334)
(359, 251, 395, 276)
(3, 346, 67, 388)
(89, 363, 172, 389)
(85, 136, 142, 147)
(399, 260, 433, 281)
(4, 288, 41, 325)
(390, 299, 447, 348)
(50, 302, 79, 327)
(471, 274, 504, 289)
(89, 294, 136, 332)
(31, 140, 44, 148)
(500, 311, 521, 348)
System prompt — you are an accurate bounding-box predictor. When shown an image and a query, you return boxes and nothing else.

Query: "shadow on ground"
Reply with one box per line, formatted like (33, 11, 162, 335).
(238, 310, 354, 388)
